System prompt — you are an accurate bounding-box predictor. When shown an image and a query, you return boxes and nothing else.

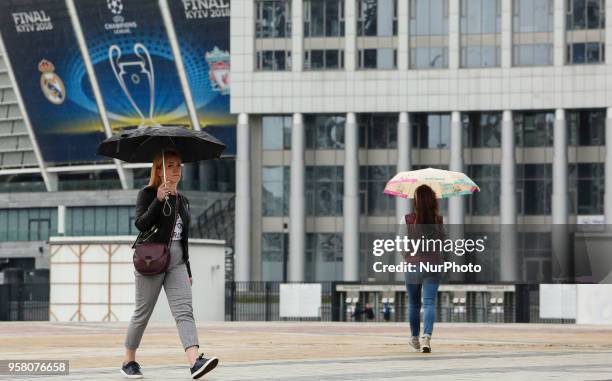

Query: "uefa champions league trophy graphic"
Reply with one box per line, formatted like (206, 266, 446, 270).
(108, 43, 159, 127)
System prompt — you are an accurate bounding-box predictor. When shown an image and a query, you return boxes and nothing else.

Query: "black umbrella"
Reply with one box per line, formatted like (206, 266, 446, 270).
(97, 125, 225, 163)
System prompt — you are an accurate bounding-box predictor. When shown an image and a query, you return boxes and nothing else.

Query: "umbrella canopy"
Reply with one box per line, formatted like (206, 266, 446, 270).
(97, 125, 225, 163)
(383, 167, 479, 199)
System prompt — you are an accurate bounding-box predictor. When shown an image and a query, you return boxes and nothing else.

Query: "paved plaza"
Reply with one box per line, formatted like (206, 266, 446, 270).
(0, 322, 611, 380)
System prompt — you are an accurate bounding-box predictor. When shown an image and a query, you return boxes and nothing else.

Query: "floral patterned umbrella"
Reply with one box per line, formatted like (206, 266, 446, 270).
(383, 167, 480, 199)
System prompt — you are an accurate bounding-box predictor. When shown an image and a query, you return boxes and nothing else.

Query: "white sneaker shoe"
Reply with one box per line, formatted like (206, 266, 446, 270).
(421, 335, 431, 353)
(409, 336, 420, 352)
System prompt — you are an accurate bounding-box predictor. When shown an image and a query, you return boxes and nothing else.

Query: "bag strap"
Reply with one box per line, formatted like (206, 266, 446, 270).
(166, 193, 180, 248)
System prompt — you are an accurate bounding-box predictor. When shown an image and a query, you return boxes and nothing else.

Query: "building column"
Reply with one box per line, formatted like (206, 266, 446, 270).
(344, 0, 357, 71)
(344, 112, 360, 281)
(448, 0, 460, 69)
(553, 0, 566, 66)
(605, 108, 612, 223)
(289, 113, 305, 281)
(500, 0, 512, 68)
(395, 112, 411, 281)
(235, 113, 251, 281)
(291, 0, 304, 72)
(397, 0, 409, 70)
(396, 112, 412, 221)
(552, 109, 568, 224)
(449, 111, 464, 224)
(500, 110, 518, 281)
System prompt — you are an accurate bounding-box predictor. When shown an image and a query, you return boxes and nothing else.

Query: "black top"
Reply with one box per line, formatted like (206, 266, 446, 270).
(134, 185, 192, 277)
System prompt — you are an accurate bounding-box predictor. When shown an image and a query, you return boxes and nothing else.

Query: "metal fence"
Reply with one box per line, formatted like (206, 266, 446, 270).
(0, 283, 49, 321)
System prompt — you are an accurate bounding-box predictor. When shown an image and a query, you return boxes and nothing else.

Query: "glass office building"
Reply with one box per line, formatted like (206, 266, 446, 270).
(232, 0, 611, 282)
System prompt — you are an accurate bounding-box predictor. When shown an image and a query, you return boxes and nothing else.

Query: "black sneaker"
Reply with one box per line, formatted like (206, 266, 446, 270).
(190, 354, 219, 379)
(120, 361, 143, 379)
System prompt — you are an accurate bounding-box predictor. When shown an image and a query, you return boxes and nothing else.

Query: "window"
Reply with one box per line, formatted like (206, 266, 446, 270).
(463, 112, 502, 148)
(517, 164, 552, 215)
(409, 0, 449, 69)
(358, 113, 398, 148)
(467, 165, 500, 215)
(460, 0, 501, 68)
(262, 233, 289, 281)
(306, 166, 344, 216)
(304, 49, 344, 70)
(306, 233, 343, 281)
(262, 166, 290, 216)
(567, 109, 606, 145)
(360, 165, 396, 216)
(262, 116, 292, 149)
(0, 208, 57, 241)
(255, 0, 292, 71)
(513, 0, 554, 66)
(357, 0, 398, 69)
(304, 0, 345, 37)
(305, 115, 346, 149)
(569, 163, 604, 214)
(566, 0, 606, 64)
(411, 113, 451, 149)
(514, 111, 554, 147)
(66, 206, 137, 236)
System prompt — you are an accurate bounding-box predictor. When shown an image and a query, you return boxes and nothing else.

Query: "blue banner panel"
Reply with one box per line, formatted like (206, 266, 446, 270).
(167, 0, 235, 155)
(0, 0, 107, 164)
(74, 0, 190, 130)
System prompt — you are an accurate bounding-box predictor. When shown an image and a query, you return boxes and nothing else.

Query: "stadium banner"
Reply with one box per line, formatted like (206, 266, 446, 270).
(0, 0, 107, 164)
(166, 0, 236, 155)
(73, 0, 190, 131)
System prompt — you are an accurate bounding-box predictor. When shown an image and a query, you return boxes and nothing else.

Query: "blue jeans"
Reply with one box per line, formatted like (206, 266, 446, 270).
(406, 278, 440, 337)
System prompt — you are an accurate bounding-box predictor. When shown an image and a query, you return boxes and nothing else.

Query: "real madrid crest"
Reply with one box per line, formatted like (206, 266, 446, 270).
(39, 59, 65, 105)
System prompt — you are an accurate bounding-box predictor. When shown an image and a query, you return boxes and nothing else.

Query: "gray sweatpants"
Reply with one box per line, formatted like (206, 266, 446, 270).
(125, 240, 199, 351)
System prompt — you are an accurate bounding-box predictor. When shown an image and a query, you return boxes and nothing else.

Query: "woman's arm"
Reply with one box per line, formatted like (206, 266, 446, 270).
(134, 188, 163, 232)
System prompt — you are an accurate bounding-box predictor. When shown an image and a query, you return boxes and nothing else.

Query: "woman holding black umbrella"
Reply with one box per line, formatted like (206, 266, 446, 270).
(97, 126, 224, 378)
(120, 149, 218, 379)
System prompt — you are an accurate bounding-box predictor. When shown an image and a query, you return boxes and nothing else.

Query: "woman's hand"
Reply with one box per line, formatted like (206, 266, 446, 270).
(189, 277, 193, 286)
(156, 181, 172, 201)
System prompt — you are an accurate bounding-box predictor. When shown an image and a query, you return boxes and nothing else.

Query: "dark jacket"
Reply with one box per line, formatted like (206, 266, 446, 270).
(134, 185, 192, 277)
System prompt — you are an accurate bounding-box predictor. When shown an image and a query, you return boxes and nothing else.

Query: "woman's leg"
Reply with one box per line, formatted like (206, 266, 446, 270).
(406, 283, 422, 337)
(421, 278, 440, 337)
(163, 262, 199, 366)
(123, 271, 164, 364)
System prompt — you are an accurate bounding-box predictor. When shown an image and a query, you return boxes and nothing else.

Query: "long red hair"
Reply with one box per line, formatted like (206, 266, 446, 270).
(413, 185, 440, 224)
(147, 150, 181, 188)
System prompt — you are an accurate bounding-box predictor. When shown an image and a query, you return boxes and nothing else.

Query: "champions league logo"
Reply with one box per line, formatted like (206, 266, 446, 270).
(107, 0, 123, 15)
(104, 0, 137, 34)
(206, 47, 230, 95)
(109, 43, 158, 127)
(38, 59, 65, 105)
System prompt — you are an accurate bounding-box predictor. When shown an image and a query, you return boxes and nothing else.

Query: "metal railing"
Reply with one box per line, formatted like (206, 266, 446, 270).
(0, 283, 49, 321)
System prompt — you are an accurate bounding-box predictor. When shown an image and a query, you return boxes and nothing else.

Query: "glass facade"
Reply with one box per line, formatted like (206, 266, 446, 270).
(0, 208, 57, 241)
(306, 233, 343, 281)
(409, 0, 449, 69)
(262, 233, 289, 281)
(411, 113, 451, 149)
(460, 0, 501, 68)
(262, 166, 290, 216)
(262, 115, 292, 150)
(304, 0, 345, 70)
(567, 109, 606, 146)
(66, 206, 137, 236)
(517, 164, 552, 215)
(360, 165, 396, 216)
(357, 0, 398, 69)
(513, 0, 554, 66)
(358, 113, 398, 148)
(566, 0, 606, 64)
(569, 163, 604, 214)
(255, 0, 292, 70)
(462, 112, 502, 148)
(514, 111, 554, 147)
(306, 166, 344, 216)
(305, 114, 346, 149)
(467, 165, 501, 215)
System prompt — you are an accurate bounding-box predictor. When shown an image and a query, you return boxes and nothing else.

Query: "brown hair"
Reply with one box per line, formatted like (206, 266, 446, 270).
(147, 150, 181, 188)
(413, 184, 439, 224)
